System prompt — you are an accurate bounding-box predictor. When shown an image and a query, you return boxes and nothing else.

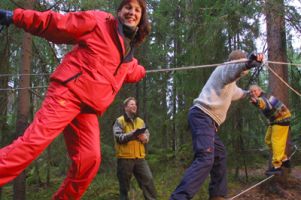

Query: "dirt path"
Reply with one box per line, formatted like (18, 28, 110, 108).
(228, 168, 301, 200)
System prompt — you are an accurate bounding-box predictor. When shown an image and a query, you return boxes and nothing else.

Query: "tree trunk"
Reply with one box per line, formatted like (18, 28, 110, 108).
(0, 27, 10, 200)
(162, 75, 169, 149)
(13, 30, 32, 200)
(0, 32, 9, 145)
(171, 1, 183, 153)
(265, 0, 288, 105)
(172, 78, 177, 152)
(265, 0, 290, 183)
(13, 1, 34, 199)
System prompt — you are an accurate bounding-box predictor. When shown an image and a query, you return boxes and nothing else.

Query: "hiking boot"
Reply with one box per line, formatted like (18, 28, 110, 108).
(282, 160, 291, 168)
(209, 197, 226, 200)
(265, 167, 282, 176)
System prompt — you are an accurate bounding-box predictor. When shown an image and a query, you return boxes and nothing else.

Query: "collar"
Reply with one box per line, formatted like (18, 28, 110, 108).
(123, 112, 137, 122)
(117, 18, 135, 62)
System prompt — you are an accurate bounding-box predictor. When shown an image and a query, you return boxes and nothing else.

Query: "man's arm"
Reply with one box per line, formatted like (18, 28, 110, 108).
(251, 96, 272, 110)
(232, 86, 249, 101)
(222, 53, 264, 84)
(113, 119, 137, 144)
(221, 60, 249, 84)
(137, 128, 150, 144)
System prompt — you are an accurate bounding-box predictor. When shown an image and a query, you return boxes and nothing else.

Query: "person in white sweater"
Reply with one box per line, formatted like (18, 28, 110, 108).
(170, 50, 264, 200)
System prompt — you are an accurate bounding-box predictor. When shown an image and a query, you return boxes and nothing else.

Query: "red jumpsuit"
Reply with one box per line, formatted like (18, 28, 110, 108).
(0, 9, 146, 199)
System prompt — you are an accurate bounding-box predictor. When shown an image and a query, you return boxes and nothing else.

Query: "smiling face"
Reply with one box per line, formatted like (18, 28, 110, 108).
(118, 0, 142, 27)
(125, 99, 137, 115)
(249, 85, 262, 98)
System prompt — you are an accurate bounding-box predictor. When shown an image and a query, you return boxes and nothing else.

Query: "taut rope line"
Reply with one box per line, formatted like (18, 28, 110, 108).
(227, 176, 275, 200)
(0, 60, 301, 91)
(0, 60, 300, 77)
(266, 60, 301, 67)
(264, 64, 301, 97)
(227, 145, 298, 200)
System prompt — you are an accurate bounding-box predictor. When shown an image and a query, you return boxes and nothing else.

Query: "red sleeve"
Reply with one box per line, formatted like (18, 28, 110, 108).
(13, 9, 96, 44)
(124, 58, 146, 83)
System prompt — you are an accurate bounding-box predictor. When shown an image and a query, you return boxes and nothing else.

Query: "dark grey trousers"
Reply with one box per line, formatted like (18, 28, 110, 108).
(170, 106, 227, 200)
(117, 158, 157, 200)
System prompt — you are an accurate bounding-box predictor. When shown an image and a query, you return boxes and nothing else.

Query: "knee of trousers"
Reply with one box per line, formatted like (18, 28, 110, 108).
(72, 153, 101, 179)
(194, 151, 215, 168)
(84, 153, 101, 172)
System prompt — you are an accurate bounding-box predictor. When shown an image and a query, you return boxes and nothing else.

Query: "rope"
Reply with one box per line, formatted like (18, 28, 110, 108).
(266, 60, 301, 67)
(0, 86, 47, 91)
(146, 63, 223, 73)
(0, 59, 275, 77)
(0, 60, 300, 78)
(0, 63, 223, 78)
(264, 64, 301, 97)
(29, 88, 44, 99)
(289, 145, 298, 159)
(0, 59, 301, 91)
(0, 60, 300, 77)
(146, 60, 301, 73)
(227, 145, 299, 200)
(0, 73, 50, 78)
(227, 176, 275, 200)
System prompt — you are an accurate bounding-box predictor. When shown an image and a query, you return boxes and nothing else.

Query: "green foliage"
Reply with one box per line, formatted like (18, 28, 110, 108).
(1, 0, 301, 199)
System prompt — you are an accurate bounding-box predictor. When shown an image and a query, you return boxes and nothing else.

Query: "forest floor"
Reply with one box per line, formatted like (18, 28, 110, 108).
(227, 167, 301, 200)
(2, 159, 301, 200)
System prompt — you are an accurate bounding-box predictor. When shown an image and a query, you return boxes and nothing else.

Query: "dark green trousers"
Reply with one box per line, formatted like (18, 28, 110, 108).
(117, 158, 157, 200)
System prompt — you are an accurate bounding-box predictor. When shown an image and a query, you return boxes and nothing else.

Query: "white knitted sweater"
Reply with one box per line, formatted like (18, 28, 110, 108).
(193, 59, 248, 126)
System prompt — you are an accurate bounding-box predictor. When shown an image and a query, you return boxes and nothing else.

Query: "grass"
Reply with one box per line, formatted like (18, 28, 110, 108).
(0, 158, 210, 200)
(3, 155, 298, 200)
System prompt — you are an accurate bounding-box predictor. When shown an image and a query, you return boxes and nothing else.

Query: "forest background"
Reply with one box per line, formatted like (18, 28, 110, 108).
(0, 0, 301, 199)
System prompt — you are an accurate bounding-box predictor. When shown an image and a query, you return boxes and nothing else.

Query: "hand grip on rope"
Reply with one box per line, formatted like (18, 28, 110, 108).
(246, 52, 264, 69)
(255, 53, 264, 62)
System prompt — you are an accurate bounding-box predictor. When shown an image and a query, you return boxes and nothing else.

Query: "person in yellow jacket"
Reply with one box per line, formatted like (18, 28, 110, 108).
(113, 97, 157, 200)
(249, 85, 291, 176)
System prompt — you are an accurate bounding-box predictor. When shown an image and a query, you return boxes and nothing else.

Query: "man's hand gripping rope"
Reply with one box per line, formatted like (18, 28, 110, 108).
(246, 52, 265, 87)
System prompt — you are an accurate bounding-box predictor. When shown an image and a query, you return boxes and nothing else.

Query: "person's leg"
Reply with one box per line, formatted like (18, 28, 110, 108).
(271, 125, 289, 168)
(117, 159, 135, 200)
(170, 107, 216, 200)
(264, 126, 273, 170)
(0, 82, 81, 186)
(208, 135, 227, 198)
(283, 126, 292, 169)
(285, 127, 292, 159)
(133, 159, 157, 200)
(53, 111, 101, 200)
(264, 126, 272, 149)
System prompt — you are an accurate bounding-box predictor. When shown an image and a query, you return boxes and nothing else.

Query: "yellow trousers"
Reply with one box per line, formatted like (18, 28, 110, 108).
(265, 125, 289, 168)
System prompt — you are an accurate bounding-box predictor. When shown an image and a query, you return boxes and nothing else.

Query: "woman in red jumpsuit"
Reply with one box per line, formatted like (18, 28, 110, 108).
(0, 0, 150, 199)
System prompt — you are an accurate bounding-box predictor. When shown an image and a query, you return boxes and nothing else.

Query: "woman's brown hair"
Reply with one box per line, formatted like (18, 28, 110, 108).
(117, 0, 151, 46)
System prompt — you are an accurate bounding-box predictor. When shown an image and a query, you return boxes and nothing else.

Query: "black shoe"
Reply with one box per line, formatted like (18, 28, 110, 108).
(265, 167, 282, 176)
(282, 160, 291, 168)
